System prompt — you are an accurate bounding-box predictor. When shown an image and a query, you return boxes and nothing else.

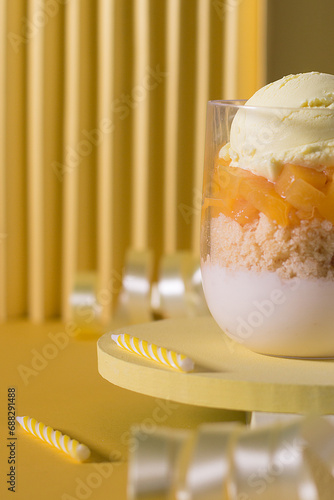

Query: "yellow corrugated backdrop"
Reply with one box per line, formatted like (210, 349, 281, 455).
(1, 0, 263, 322)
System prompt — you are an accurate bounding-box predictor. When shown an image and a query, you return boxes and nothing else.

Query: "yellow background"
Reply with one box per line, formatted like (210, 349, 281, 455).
(2, 1, 334, 498)
(0, 321, 245, 499)
(1, 0, 262, 322)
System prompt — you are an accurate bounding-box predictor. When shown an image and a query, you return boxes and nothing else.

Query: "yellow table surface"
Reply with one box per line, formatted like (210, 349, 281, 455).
(98, 317, 334, 415)
(0, 321, 245, 500)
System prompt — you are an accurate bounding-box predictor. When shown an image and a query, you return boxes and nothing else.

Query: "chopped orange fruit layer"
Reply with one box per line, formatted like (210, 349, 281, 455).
(296, 208, 315, 220)
(324, 167, 334, 179)
(275, 164, 327, 198)
(212, 159, 252, 200)
(202, 197, 259, 226)
(216, 156, 232, 168)
(239, 176, 292, 227)
(202, 155, 334, 228)
(318, 180, 334, 224)
(232, 199, 259, 225)
(284, 178, 326, 211)
(212, 165, 240, 202)
(201, 197, 234, 222)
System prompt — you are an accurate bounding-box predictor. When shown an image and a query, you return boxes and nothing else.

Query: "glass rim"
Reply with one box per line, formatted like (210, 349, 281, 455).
(208, 99, 334, 113)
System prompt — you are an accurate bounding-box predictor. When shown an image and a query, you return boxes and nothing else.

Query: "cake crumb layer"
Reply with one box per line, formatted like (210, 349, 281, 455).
(208, 213, 334, 280)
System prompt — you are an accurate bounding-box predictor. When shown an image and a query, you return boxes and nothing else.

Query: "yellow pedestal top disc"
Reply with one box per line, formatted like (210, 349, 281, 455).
(98, 317, 334, 414)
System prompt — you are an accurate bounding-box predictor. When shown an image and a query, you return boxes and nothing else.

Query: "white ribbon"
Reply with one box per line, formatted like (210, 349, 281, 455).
(69, 272, 102, 332)
(128, 427, 189, 499)
(153, 251, 209, 319)
(114, 250, 209, 324)
(114, 249, 154, 324)
(128, 417, 334, 499)
(70, 251, 209, 330)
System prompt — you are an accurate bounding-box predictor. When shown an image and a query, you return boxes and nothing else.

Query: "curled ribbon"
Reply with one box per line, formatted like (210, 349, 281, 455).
(128, 417, 334, 499)
(152, 251, 209, 319)
(113, 250, 209, 325)
(180, 423, 241, 500)
(114, 249, 154, 325)
(128, 427, 189, 499)
(71, 251, 209, 330)
(69, 272, 102, 332)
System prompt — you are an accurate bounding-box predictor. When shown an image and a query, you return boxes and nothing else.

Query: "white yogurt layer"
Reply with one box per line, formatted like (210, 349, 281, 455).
(201, 262, 334, 357)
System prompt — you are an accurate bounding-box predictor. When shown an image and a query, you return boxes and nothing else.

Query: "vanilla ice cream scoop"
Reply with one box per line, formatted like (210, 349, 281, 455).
(222, 72, 334, 180)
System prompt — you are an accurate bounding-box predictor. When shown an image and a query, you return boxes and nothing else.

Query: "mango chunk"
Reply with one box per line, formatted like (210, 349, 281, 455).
(289, 208, 301, 225)
(201, 197, 259, 226)
(239, 177, 291, 227)
(212, 165, 241, 203)
(284, 178, 326, 211)
(296, 209, 315, 220)
(275, 164, 327, 198)
(324, 167, 334, 180)
(216, 156, 231, 168)
(232, 199, 259, 226)
(318, 181, 334, 224)
(201, 197, 229, 221)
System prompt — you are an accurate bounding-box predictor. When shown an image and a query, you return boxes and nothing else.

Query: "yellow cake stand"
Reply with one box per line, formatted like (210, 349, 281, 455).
(97, 316, 334, 415)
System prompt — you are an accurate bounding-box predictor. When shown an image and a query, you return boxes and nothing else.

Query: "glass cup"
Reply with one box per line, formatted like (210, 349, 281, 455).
(201, 100, 334, 357)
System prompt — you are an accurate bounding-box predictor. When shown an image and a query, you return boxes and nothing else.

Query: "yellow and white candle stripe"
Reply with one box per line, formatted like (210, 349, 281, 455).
(16, 416, 91, 462)
(111, 333, 194, 372)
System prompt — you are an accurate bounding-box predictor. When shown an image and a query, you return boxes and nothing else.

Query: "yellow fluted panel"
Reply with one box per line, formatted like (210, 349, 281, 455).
(78, 0, 97, 272)
(131, 0, 150, 250)
(97, 0, 115, 323)
(27, 0, 45, 321)
(164, 0, 180, 254)
(238, 0, 263, 98)
(0, 0, 6, 320)
(176, 2, 197, 251)
(192, 0, 210, 253)
(224, 0, 266, 100)
(6, 0, 27, 318)
(43, 2, 64, 318)
(111, 0, 132, 297)
(257, 0, 267, 90)
(208, 3, 224, 100)
(1, 0, 264, 320)
(62, 0, 80, 320)
(146, 0, 165, 272)
(223, 0, 239, 99)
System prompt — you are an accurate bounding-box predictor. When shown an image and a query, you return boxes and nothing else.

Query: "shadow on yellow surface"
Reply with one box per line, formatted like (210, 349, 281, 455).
(0, 321, 245, 500)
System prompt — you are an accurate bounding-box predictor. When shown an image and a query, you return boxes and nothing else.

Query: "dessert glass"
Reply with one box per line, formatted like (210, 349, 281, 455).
(201, 100, 334, 357)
